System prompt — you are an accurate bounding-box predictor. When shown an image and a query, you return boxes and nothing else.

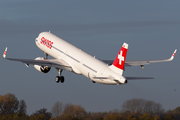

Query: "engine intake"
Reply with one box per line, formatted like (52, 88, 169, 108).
(34, 57, 51, 73)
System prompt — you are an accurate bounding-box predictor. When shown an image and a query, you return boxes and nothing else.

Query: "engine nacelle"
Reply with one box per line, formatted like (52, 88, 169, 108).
(34, 57, 51, 73)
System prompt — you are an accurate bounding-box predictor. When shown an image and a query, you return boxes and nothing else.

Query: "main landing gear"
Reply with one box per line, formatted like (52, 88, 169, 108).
(55, 69, 65, 83)
(56, 76, 64, 83)
(44, 53, 65, 83)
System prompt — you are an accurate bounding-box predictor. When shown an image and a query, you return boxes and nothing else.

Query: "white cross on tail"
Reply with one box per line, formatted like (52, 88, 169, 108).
(118, 50, 124, 65)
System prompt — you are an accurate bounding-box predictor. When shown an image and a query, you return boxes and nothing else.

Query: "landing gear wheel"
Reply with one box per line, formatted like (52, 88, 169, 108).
(56, 76, 60, 83)
(60, 76, 64, 83)
(55, 76, 65, 83)
(55, 69, 65, 83)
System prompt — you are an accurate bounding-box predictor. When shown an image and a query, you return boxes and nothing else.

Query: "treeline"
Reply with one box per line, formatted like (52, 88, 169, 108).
(0, 93, 180, 120)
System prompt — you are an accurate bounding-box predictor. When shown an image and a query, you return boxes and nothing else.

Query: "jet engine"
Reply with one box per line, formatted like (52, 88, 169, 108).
(34, 57, 51, 73)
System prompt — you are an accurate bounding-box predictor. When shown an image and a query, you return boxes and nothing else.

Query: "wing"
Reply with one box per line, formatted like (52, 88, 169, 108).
(3, 47, 72, 71)
(102, 49, 177, 68)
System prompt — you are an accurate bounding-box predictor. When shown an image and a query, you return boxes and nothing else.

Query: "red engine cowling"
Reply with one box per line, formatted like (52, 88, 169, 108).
(34, 57, 51, 73)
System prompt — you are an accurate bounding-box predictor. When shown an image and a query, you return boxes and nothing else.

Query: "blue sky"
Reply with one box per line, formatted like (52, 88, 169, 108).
(0, 0, 180, 115)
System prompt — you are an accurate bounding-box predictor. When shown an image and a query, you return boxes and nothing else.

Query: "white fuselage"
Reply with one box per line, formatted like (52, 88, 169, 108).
(35, 32, 126, 85)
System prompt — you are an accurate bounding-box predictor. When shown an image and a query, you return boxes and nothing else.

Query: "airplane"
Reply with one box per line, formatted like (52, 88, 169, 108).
(3, 32, 177, 85)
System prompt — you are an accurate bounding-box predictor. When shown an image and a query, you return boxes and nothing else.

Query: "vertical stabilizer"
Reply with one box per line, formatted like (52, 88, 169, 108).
(109, 43, 128, 75)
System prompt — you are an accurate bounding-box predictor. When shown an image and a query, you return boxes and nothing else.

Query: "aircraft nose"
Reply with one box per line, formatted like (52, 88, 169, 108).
(35, 38, 40, 46)
(35, 38, 38, 42)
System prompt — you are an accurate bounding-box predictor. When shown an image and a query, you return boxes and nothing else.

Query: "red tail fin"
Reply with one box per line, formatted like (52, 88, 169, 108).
(110, 43, 128, 74)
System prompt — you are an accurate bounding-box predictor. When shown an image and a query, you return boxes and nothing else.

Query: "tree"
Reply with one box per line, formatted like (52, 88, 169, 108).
(103, 113, 122, 120)
(30, 108, 52, 120)
(173, 106, 180, 113)
(57, 103, 87, 120)
(165, 107, 180, 120)
(0, 93, 27, 115)
(51, 101, 63, 118)
(138, 113, 151, 120)
(121, 98, 164, 115)
(89, 112, 107, 120)
(143, 100, 164, 115)
(18, 100, 27, 114)
(164, 113, 175, 120)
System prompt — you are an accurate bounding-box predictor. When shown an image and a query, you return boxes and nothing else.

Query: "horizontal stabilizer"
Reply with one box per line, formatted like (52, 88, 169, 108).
(125, 77, 154, 80)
